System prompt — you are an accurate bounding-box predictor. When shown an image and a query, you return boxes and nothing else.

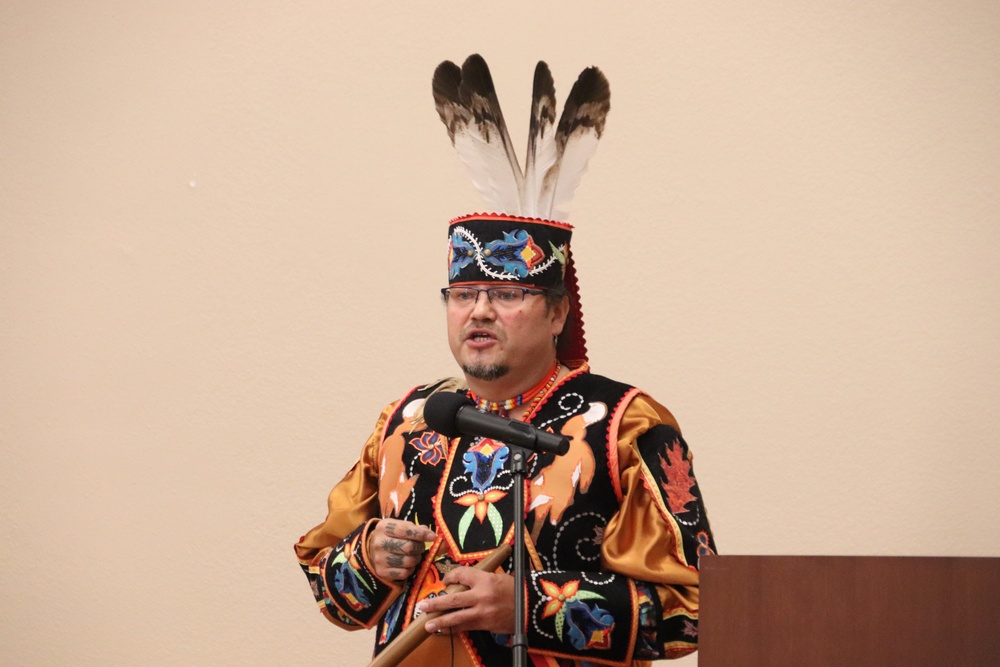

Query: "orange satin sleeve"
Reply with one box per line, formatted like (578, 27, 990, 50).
(600, 394, 700, 613)
(294, 401, 397, 564)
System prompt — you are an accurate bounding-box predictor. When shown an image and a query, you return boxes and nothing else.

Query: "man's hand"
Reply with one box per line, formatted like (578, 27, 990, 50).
(366, 519, 436, 581)
(418, 567, 516, 635)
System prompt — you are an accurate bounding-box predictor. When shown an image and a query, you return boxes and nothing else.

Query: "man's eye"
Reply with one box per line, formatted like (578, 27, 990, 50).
(494, 290, 519, 302)
(454, 291, 476, 301)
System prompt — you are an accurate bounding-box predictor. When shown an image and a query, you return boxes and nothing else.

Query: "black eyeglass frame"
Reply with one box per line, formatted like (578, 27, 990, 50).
(440, 286, 548, 305)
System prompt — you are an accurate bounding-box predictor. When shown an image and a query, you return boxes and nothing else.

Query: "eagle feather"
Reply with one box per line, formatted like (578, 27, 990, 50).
(432, 55, 523, 215)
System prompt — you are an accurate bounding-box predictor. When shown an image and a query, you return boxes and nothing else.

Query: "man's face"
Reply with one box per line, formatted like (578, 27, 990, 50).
(446, 284, 568, 385)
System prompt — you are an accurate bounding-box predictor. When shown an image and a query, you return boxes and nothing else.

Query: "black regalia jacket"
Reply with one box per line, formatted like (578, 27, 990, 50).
(295, 364, 716, 666)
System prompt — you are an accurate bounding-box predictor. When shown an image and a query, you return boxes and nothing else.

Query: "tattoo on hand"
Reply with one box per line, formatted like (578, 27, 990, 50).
(387, 553, 405, 568)
(382, 538, 405, 554)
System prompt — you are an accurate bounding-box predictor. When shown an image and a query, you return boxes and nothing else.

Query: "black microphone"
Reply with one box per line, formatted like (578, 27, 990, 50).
(423, 391, 570, 456)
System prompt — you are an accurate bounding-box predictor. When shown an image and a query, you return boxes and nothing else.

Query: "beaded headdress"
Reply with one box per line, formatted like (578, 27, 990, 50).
(432, 55, 610, 366)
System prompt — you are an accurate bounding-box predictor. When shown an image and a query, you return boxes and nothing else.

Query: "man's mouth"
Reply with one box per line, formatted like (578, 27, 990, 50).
(465, 329, 498, 344)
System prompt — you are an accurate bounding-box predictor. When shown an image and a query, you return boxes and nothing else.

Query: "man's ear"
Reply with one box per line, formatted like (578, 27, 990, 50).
(550, 295, 570, 336)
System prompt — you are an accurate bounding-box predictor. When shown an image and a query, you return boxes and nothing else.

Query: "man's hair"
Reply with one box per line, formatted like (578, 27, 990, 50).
(543, 285, 569, 311)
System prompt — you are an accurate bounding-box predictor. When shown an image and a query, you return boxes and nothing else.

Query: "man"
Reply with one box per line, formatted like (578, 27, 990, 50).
(295, 57, 715, 667)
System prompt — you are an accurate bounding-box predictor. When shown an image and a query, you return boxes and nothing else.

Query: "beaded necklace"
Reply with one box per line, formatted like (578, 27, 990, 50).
(469, 363, 561, 418)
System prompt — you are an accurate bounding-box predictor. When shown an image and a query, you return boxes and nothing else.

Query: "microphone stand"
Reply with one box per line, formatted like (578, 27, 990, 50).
(509, 444, 530, 667)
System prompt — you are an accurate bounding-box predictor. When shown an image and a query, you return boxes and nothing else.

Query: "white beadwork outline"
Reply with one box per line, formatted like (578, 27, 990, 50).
(549, 511, 607, 570)
(528, 571, 558, 640)
(672, 503, 701, 527)
(538, 392, 586, 430)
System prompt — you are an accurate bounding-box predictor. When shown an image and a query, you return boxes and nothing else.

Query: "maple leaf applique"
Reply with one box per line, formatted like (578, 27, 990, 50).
(659, 439, 698, 515)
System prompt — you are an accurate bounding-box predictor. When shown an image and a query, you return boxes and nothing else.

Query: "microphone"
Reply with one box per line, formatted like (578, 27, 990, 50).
(423, 391, 570, 456)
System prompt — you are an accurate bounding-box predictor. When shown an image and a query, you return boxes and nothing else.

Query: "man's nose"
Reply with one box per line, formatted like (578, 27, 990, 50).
(469, 290, 495, 316)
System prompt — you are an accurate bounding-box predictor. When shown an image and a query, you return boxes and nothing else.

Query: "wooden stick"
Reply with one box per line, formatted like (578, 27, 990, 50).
(366, 543, 513, 667)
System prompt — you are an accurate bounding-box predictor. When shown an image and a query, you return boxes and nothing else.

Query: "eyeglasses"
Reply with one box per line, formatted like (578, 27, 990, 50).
(441, 286, 547, 308)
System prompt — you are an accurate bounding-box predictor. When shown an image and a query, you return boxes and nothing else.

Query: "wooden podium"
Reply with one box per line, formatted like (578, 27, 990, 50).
(698, 555, 1000, 666)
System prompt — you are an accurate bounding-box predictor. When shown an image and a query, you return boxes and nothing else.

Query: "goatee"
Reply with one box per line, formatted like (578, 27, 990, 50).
(462, 363, 510, 381)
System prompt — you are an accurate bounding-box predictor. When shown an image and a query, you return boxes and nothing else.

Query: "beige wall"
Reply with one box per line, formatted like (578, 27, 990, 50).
(2, 2, 998, 665)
